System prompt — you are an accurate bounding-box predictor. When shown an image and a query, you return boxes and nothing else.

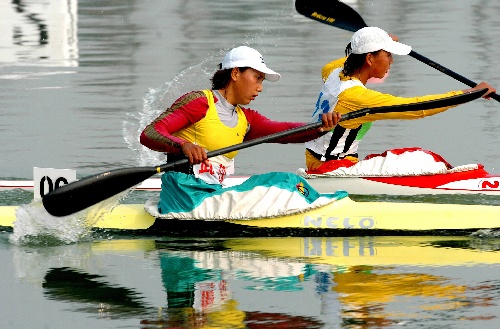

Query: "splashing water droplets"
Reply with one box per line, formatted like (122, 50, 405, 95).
(123, 55, 220, 167)
(9, 202, 92, 245)
(9, 192, 128, 246)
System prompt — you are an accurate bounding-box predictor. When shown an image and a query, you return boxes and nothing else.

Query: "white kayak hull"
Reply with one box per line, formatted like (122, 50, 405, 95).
(306, 173, 500, 195)
(2, 168, 500, 195)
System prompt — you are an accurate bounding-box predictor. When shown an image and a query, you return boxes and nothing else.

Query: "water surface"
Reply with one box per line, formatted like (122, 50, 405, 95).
(1, 0, 500, 328)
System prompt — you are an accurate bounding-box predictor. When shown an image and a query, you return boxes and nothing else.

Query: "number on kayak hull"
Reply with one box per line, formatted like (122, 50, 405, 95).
(33, 167, 76, 202)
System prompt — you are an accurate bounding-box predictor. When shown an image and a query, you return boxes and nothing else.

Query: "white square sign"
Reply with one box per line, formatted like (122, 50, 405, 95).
(33, 167, 77, 202)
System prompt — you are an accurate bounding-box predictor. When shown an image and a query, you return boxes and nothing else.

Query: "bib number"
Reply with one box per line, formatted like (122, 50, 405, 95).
(193, 159, 235, 185)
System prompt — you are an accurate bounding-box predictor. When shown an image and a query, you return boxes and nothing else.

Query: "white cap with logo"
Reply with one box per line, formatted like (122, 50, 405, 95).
(221, 46, 281, 82)
(350, 27, 412, 55)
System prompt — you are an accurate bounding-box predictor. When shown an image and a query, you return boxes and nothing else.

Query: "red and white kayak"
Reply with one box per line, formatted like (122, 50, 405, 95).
(0, 177, 164, 191)
(2, 149, 499, 196)
(300, 148, 500, 195)
(302, 166, 500, 195)
(2, 168, 500, 195)
(0, 180, 34, 190)
(0, 176, 249, 192)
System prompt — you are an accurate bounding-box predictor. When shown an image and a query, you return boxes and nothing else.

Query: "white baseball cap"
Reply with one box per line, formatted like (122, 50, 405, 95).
(221, 46, 281, 82)
(351, 27, 412, 55)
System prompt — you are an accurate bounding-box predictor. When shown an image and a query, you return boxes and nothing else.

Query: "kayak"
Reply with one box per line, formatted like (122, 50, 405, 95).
(302, 165, 500, 196)
(4, 148, 499, 196)
(0, 176, 249, 191)
(1, 195, 499, 235)
(0, 178, 163, 191)
(3, 165, 500, 196)
(299, 148, 500, 195)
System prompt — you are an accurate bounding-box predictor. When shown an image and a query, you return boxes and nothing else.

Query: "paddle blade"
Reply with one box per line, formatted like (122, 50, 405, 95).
(42, 167, 158, 217)
(295, 0, 367, 32)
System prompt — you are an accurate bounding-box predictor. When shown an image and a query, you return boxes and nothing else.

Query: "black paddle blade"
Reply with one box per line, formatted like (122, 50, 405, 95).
(295, 0, 367, 32)
(42, 167, 158, 217)
(296, 0, 500, 103)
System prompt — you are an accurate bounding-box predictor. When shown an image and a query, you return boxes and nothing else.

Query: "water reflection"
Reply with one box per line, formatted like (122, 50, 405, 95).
(43, 267, 148, 315)
(333, 266, 467, 326)
(9, 234, 500, 327)
(153, 237, 500, 328)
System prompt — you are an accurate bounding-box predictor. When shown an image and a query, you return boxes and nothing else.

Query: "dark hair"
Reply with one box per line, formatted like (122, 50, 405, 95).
(211, 66, 250, 89)
(342, 42, 381, 77)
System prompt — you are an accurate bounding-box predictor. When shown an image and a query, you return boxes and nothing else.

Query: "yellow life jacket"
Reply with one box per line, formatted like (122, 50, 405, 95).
(173, 90, 248, 159)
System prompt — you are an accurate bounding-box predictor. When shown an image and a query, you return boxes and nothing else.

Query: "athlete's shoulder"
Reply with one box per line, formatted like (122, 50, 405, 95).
(322, 57, 347, 81)
(169, 90, 209, 113)
(175, 90, 207, 103)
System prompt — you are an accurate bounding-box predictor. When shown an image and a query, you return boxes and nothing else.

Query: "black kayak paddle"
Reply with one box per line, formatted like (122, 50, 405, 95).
(42, 88, 485, 217)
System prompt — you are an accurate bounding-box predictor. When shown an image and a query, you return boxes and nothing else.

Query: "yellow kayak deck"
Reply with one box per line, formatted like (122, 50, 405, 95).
(1, 197, 499, 233)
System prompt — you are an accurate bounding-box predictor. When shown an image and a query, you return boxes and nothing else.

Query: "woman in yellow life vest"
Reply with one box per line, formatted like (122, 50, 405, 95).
(142, 46, 340, 183)
(140, 46, 341, 216)
(305, 27, 496, 173)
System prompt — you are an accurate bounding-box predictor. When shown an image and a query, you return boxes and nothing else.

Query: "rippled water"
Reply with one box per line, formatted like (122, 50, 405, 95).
(1, 235, 499, 328)
(1, 0, 500, 328)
